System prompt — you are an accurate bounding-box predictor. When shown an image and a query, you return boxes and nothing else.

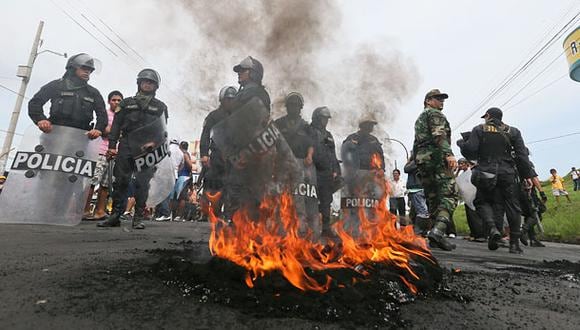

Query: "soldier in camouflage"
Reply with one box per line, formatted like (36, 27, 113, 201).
(412, 89, 458, 251)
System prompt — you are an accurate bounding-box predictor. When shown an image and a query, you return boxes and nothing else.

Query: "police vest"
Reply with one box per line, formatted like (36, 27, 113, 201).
(49, 80, 97, 129)
(479, 124, 514, 163)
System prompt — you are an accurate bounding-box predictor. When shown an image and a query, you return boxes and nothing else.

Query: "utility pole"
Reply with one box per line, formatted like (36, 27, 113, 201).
(0, 21, 44, 173)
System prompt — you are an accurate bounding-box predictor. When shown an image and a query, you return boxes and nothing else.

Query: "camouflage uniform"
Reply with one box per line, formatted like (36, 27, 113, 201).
(413, 106, 458, 223)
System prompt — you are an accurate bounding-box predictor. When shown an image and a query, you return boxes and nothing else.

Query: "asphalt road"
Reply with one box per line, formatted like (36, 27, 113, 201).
(0, 221, 579, 329)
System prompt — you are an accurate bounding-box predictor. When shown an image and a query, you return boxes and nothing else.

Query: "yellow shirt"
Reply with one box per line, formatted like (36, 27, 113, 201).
(551, 175, 565, 190)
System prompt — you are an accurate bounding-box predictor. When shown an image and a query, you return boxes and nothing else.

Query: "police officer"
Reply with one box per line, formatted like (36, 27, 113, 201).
(457, 107, 533, 254)
(413, 89, 458, 251)
(309, 106, 341, 237)
(232, 56, 271, 111)
(199, 86, 237, 218)
(222, 57, 271, 220)
(342, 116, 386, 173)
(28, 53, 106, 139)
(98, 69, 168, 229)
(274, 92, 313, 162)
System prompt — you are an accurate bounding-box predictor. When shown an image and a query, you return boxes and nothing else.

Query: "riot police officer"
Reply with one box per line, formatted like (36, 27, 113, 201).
(309, 106, 341, 237)
(199, 86, 237, 218)
(232, 56, 271, 111)
(274, 92, 313, 162)
(28, 53, 106, 139)
(457, 107, 533, 254)
(341, 116, 386, 173)
(98, 69, 168, 229)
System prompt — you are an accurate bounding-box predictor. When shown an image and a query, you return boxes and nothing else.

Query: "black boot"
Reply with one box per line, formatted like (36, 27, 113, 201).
(132, 214, 146, 230)
(488, 227, 502, 251)
(427, 220, 456, 251)
(97, 212, 121, 227)
(530, 239, 545, 247)
(509, 234, 524, 254)
(520, 230, 529, 246)
(528, 226, 545, 247)
(413, 216, 431, 237)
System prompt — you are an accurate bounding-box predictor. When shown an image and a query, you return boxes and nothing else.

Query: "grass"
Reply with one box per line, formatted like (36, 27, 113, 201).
(453, 173, 580, 243)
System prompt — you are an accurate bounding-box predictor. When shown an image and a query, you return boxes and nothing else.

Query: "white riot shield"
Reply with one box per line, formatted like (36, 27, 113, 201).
(125, 117, 174, 207)
(340, 170, 387, 236)
(456, 168, 476, 211)
(0, 125, 100, 225)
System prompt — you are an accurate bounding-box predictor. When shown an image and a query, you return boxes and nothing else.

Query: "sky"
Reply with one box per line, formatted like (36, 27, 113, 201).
(0, 0, 578, 180)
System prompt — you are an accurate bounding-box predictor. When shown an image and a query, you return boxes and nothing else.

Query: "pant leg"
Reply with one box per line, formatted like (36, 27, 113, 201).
(155, 196, 171, 217)
(112, 156, 133, 214)
(317, 175, 333, 231)
(397, 197, 406, 217)
(497, 174, 522, 237)
(133, 167, 155, 217)
(465, 205, 485, 238)
(410, 190, 429, 218)
(417, 163, 458, 221)
(474, 184, 497, 234)
(389, 197, 398, 215)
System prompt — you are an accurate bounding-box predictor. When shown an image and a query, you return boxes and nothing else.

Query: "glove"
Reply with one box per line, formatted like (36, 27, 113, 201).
(539, 191, 547, 203)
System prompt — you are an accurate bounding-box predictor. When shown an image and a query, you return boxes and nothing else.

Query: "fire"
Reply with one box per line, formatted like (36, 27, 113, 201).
(207, 154, 434, 294)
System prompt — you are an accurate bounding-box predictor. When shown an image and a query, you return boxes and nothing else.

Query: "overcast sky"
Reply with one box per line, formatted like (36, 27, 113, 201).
(1, 0, 578, 179)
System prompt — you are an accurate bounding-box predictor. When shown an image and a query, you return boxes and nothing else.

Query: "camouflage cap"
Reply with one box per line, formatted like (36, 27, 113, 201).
(424, 89, 449, 100)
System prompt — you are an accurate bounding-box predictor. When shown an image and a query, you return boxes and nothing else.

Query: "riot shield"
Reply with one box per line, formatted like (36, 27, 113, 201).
(456, 168, 476, 211)
(211, 97, 302, 220)
(125, 117, 174, 207)
(340, 169, 387, 237)
(293, 160, 320, 237)
(0, 125, 100, 225)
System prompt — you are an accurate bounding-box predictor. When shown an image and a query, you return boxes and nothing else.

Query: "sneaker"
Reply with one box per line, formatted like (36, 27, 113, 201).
(173, 216, 182, 222)
(155, 215, 171, 222)
(448, 233, 456, 239)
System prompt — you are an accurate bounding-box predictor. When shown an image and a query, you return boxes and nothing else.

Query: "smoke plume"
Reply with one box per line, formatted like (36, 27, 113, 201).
(158, 0, 419, 164)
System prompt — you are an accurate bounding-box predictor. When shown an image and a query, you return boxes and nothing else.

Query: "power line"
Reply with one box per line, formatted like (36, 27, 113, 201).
(0, 82, 29, 100)
(504, 73, 568, 110)
(0, 129, 24, 136)
(49, 0, 119, 57)
(528, 132, 580, 145)
(453, 9, 580, 130)
(500, 49, 567, 108)
(58, 0, 192, 109)
(76, 0, 149, 64)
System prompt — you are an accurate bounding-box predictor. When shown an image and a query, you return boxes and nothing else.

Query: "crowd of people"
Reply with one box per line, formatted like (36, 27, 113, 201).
(0, 52, 574, 254)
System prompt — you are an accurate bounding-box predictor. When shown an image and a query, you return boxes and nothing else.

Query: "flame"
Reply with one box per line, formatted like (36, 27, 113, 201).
(207, 154, 434, 294)
(371, 153, 382, 170)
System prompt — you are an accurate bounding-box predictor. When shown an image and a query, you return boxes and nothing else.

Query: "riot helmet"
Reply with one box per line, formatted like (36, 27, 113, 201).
(218, 86, 237, 102)
(233, 56, 264, 83)
(312, 106, 331, 120)
(66, 53, 96, 71)
(137, 69, 161, 85)
(312, 106, 331, 129)
(285, 92, 304, 107)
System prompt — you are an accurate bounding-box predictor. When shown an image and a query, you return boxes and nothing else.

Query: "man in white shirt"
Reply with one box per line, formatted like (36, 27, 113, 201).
(571, 167, 579, 191)
(389, 169, 406, 217)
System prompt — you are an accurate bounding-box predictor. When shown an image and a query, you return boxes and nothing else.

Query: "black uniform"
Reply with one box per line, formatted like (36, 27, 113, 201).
(233, 81, 271, 112)
(309, 123, 341, 232)
(222, 86, 272, 220)
(199, 107, 230, 216)
(342, 132, 386, 171)
(107, 94, 168, 220)
(458, 118, 532, 247)
(274, 116, 313, 159)
(28, 74, 107, 131)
